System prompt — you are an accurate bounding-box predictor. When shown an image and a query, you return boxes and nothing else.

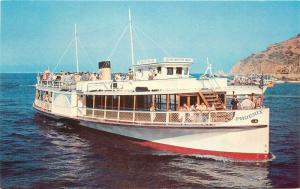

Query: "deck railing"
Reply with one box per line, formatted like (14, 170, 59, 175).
(77, 107, 235, 125)
(37, 80, 76, 90)
(37, 79, 124, 92)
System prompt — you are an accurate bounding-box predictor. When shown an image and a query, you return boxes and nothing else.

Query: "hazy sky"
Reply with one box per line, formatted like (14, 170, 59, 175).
(1, 1, 299, 73)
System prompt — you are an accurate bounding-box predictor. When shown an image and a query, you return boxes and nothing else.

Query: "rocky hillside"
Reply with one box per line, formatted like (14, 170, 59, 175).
(231, 35, 300, 80)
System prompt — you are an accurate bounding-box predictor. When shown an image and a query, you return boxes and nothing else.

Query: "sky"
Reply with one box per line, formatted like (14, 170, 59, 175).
(1, 1, 300, 73)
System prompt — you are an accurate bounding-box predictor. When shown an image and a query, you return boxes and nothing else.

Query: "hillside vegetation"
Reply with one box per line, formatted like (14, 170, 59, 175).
(231, 35, 300, 80)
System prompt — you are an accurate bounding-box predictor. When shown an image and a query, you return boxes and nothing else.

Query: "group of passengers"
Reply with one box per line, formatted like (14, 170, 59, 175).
(231, 93, 262, 110)
(39, 70, 101, 85)
(180, 102, 216, 112)
(113, 71, 134, 81)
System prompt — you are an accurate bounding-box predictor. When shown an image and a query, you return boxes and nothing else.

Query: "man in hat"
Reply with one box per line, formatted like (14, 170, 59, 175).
(240, 95, 255, 109)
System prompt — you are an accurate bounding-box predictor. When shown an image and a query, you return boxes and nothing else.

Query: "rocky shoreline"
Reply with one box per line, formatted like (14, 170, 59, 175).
(231, 35, 300, 81)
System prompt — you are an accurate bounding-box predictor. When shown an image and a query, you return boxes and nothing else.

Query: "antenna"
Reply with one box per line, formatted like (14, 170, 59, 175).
(207, 57, 213, 76)
(75, 24, 79, 73)
(128, 8, 135, 67)
(202, 57, 213, 78)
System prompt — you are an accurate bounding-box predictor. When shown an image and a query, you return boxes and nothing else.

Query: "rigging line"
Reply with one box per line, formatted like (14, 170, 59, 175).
(107, 24, 129, 60)
(52, 38, 74, 72)
(132, 26, 149, 59)
(133, 24, 172, 57)
(78, 38, 97, 70)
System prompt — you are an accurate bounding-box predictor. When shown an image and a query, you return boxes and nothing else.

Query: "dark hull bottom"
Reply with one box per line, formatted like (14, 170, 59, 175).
(133, 140, 269, 161)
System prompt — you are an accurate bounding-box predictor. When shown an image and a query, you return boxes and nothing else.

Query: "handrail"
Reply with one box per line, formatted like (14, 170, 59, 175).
(77, 107, 237, 125)
(34, 98, 267, 127)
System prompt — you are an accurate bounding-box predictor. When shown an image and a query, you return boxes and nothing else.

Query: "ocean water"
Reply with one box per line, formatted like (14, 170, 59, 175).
(0, 73, 299, 188)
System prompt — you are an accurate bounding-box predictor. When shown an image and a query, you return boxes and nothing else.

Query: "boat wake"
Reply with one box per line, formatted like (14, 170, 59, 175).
(185, 152, 276, 163)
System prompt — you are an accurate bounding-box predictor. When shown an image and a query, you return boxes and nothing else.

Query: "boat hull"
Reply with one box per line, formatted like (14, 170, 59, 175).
(79, 119, 269, 161)
(34, 106, 269, 161)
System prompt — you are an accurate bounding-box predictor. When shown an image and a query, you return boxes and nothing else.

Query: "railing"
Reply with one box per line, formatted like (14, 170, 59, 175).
(77, 107, 235, 125)
(86, 80, 127, 92)
(34, 99, 52, 112)
(37, 80, 76, 90)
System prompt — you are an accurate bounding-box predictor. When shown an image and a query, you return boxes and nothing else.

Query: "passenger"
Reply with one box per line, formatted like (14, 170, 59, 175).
(197, 103, 207, 111)
(250, 93, 257, 107)
(209, 103, 216, 111)
(148, 70, 154, 80)
(60, 73, 65, 83)
(241, 95, 255, 109)
(231, 95, 239, 110)
(51, 73, 57, 81)
(183, 103, 190, 111)
(178, 105, 186, 122)
(42, 69, 50, 80)
(74, 73, 81, 82)
(128, 69, 134, 80)
(256, 96, 263, 108)
(190, 103, 196, 111)
(90, 73, 97, 81)
(150, 105, 156, 122)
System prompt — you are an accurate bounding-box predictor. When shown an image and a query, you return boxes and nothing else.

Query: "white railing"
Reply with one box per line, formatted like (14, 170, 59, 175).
(37, 80, 76, 90)
(34, 99, 52, 112)
(77, 107, 236, 126)
(85, 80, 127, 92)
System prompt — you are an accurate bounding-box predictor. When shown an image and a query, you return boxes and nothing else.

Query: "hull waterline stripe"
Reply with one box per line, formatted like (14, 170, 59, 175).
(134, 141, 269, 161)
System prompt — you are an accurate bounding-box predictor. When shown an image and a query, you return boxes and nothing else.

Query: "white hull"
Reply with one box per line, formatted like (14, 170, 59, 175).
(34, 106, 269, 161)
(80, 119, 269, 160)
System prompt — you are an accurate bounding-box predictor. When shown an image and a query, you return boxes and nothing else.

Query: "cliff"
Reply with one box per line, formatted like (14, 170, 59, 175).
(231, 35, 300, 80)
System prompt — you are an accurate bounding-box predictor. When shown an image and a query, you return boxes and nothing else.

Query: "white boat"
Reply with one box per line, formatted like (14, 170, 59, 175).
(286, 80, 300, 84)
(33, 9, 270, 161)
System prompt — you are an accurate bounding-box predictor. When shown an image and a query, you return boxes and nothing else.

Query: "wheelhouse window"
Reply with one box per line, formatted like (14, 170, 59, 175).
(184, 68, 189, 75)
(176, 67, 182, 75)
(167, 67, 173, 75)
(157, 67, 161, 74)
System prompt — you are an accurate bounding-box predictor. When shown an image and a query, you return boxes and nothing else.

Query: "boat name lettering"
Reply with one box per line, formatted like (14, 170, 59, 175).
(235, 110, 263, 121)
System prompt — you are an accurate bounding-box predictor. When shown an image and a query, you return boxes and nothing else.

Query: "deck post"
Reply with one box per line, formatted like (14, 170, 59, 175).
(177, 95, 180, 111)
(166, 111, 169, 125)
(123, 96, 126, 110)
(104, 95, 107, 119)
(111, 95, 114, 110)
(117, 95, 120, 121)
(223, 93, 226, 109)
(197, 95, 200, 105)
(92, 95, 95, 118)
(133, 95, 136, 122)
(152, 95, 155, 108)
(187, 96, 190, 109)
(166, 94, 170, 111)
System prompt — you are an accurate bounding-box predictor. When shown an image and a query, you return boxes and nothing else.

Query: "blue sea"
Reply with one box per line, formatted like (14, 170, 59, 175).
(0, 73, 299, 188)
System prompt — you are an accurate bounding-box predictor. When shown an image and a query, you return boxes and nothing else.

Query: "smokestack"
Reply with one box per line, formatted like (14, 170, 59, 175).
(98, 61, 111, 80)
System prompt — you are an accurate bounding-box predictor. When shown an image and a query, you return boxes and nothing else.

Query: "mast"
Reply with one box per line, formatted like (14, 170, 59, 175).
(74, 24, 79, 73)
(128, 8, 135, 68)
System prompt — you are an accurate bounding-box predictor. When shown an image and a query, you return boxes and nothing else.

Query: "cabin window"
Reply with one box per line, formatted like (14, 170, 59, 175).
(167, 67, 173, 75)
(86, 95, 93, 108)
(157, 67, 161, 74)
(184, 68, 189, 75)
(176, 67, 182, 75)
